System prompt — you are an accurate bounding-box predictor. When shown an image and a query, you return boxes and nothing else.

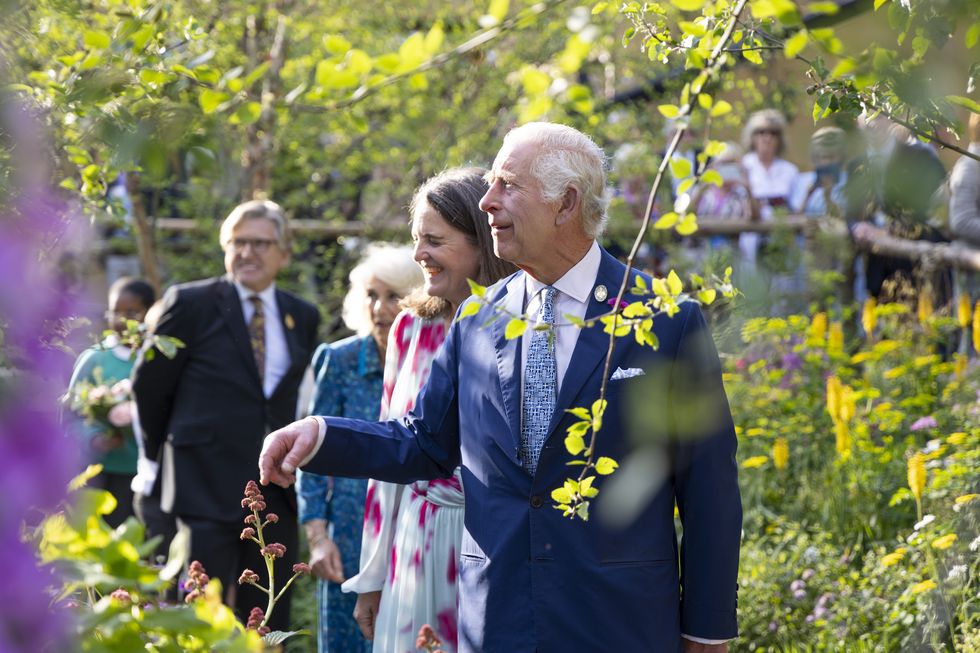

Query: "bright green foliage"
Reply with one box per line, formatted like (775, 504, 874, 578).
(37, 468, 261, 652)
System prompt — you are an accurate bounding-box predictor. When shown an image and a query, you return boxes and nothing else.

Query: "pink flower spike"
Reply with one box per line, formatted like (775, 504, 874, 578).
(292, 562, 311, 574)
(910, 416, 938, 431)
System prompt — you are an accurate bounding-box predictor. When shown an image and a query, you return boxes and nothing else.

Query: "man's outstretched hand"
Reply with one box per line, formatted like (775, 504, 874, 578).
(258, 416, 320, 487)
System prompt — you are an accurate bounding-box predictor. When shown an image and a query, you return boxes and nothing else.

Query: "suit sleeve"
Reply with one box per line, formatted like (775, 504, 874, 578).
(670, 303, 742, 640)
(131, 285, 195, 462)
(304, 318, 461, 484)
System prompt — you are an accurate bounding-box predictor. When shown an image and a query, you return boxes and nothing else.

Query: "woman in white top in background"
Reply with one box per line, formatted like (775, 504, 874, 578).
(739, 109, 800, 266)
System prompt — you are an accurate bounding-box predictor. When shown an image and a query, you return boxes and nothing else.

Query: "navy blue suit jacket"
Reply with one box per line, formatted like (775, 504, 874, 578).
(306, 248, 741, 652)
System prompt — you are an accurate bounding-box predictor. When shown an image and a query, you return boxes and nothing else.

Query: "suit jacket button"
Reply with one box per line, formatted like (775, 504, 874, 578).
(530, 495, 543, 508)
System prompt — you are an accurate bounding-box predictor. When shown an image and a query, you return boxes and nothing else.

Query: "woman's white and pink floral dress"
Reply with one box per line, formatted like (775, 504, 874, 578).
(341, 310, 463, 653)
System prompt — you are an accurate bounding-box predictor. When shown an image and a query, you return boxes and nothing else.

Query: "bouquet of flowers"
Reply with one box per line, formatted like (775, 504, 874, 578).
(68, 372, 134, 451)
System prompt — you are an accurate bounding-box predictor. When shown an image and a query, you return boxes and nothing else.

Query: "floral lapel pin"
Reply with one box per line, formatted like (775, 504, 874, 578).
(284, 313, 295, 330)
(593, 284, 608, 302)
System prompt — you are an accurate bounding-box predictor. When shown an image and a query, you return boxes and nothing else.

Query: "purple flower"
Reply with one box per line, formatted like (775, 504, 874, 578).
(910, 416, 938, 431)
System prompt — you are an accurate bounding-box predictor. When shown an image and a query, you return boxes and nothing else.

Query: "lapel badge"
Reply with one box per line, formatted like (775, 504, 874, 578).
(284, 313, 295, 330)
(593, 284, 608, 303)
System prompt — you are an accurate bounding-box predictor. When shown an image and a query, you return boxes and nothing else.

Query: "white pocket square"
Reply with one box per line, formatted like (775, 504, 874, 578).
(611, 366, 645, 380)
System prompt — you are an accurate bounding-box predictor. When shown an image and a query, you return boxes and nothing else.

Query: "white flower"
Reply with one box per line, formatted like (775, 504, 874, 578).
(970, 535, 980, 552)
(913, 514, 936, 531)
(947, 565, 967, 583)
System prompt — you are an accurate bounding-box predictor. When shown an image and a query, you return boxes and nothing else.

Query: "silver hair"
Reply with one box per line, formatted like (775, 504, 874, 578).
(342, 244, 423, 335)
(219, 199, 290, 249)
(741, 109, 788, 156)
(503, 122, 609, 239)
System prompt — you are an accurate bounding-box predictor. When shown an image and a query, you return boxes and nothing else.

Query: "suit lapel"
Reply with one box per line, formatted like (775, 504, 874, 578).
(490, 274, 526, 456)
(216, 278, 263, 386)
(547, 250, 632, 435)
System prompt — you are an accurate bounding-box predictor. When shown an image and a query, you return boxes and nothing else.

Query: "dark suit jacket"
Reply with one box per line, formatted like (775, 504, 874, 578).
(133, 276, 319, 521)
(305, 248, 741, 652)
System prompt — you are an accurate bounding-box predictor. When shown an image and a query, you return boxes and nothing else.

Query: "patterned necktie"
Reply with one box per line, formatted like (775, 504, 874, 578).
(521, 286, 557, 475)
(248, 295, 265, 382)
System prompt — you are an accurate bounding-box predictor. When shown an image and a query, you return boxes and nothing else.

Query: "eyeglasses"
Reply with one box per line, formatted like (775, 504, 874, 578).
(754, 128, 781, 137)
(226, 238, 279, 253)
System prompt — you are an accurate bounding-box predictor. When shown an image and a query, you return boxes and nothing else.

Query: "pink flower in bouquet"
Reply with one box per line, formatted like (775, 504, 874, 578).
(910, 416, 938, 431)
(107, 401, 133, 427)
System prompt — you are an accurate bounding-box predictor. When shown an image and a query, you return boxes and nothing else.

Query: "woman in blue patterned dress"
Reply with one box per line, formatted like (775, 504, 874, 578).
(297, 245, 423, 653)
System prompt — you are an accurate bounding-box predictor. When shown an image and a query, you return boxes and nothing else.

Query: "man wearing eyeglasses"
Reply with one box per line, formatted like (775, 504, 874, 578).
(132, 199, 319, 630)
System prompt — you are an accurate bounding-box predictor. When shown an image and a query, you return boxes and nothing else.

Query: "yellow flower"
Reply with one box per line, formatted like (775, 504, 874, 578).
(745, 427, 766, 437)
(883, 366, 907, 380)
(772, 438, 789, 471)
(954, 494, 979, 505)
(957, 293, 972, 328)
(880, 548, 907, 567)
(974, 301, 980, 355)
(835, 421, 851, 460)
(828, 322, 844, 355)
(862, 298, 877, 339)
(907, 453, 926, 504)
(839, 386, 856, 424)
(954, 354, 968, 380)
(742, 456, 769, 469)
(826, 376, 841, 421)
(917, 289, 933, 325)
(931, 534, 957, 550)
(947, 432, 967, 445)
(910, 579, 937, 595)
(809, 311, 828, 342)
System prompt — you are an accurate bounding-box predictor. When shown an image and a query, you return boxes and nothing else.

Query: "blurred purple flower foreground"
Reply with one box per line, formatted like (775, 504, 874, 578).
(0, 98, 86, 651)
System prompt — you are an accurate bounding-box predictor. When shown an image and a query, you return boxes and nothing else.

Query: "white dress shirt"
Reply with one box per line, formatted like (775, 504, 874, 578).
(520, 240, 601, 394)
(235, 281, 290, 398)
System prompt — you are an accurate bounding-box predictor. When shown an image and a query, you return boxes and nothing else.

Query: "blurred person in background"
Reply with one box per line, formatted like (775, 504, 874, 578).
(67, 277, 155, 528)
(792, 126, 849, 218)
(949, 112, 980, 300)
(739, 109, 800, 267)
(297, 244, 423, 653)
(132, 199, 319, 630)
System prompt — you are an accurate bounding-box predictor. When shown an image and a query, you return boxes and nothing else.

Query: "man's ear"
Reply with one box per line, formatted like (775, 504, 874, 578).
(555, 185, 582, 226)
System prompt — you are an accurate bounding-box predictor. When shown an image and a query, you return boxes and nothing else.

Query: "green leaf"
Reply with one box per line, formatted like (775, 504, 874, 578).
(488, 0, 510, 22)
(669, 157, 693, 180)
(654, 212, 679, 229)
(466, 278, 487, 297)
(521, 67, 551, 95)
(580, 476, 599, 498)
(873, 0, 888, 10)
(784, 30, 808, 58)
(69, 464, 103, 491)
(671, 0, 706, 10)
(243, 61, 271, 88)
(504, 318, 527, 340)
(552, 486, 574, 504)
(946, 95, 980, 115)
(198, 88, 229, 114)
(697, 288, 718, 304)
(676, 213, 698, 236)
(634, 274, 648, 290)
(967, 23, 980, 49)
(324, 34, 352, 55)
(139, 69, 170, 86)
(566, 407, 592, 420)
(592, 2, 609, 14)
(677, 178, 696, 195)
(658, 104, 680, 118)
(697, 94, 713, 110)
(565, 433, 586, 455)
(231, 101, 262, 125)
(743, 49, 763, 65)
(83, 30, 111, 50)
(702, 170, 723, 187)
(595, 456, 619, 475)
(806, 2, 839, 14)
(459, 302, 480, 319)
(830, 58, 856, 77)
(666, 270, 684, 295)
(710, 100, 732, 117)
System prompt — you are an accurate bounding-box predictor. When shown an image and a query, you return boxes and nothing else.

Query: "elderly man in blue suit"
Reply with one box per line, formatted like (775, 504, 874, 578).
(260, 122, 741, 652)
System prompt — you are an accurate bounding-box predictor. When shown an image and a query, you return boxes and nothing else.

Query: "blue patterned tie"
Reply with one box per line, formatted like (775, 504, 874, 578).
(521, 286, 558, 475)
